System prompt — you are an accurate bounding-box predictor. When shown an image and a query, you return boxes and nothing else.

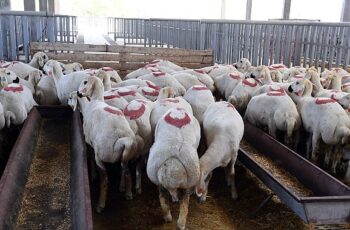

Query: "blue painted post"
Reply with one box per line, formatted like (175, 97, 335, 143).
(9, 15, 16, 60)
(47, 16, 55, 42)
(22, 16, 30, 62)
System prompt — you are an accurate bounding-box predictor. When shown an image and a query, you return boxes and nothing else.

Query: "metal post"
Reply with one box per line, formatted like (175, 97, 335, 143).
(23, 0, 35, 11)
(341, 0, 350, 22)
(246, 0, 252, 20)
(39, 0, 47, 12)
(283, 0, 292, 20)
(0, 0, 11, 10)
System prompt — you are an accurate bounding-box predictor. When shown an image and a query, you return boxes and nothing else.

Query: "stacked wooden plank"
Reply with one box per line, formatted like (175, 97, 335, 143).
(30, 42, 213, 76)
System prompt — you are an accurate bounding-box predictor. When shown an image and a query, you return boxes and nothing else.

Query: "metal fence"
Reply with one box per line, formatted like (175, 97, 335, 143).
(107, 17, 145, 45)
(0, 11, 77, 62)
(108, 18, 350, 70)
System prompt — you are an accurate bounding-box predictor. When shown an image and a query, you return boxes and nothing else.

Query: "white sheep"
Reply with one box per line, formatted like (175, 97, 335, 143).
(148, 59, 184, 72)
(138, 71, 186, 96)
(3, 68, 42, 95)
(206, 64, 237, 80)
(124, 66, 160, 80)
(178, 69, 215, 92)
(195, 101, 244, 202)
(116, 79, 161, 91)
(60, 62, 84, 75)
(35, 74, 60, 105)
(136, 86, 160, 101)
(6, 61, 40, 80)
(234, 58, 252, 73)
(183, 85, 215, 124)
(147, 107, 200, 230)
(99, 67, 122, 85)
(288, 78, 350, 179)
(172, 72, 206, 90)
(245, 88, 301, 147)
(108, 87, 147, 102)
(228, 78, 261, 112)
(28, 51, 49, 69)
(214, 71, 244, 99)
(70, 76, 139, 211)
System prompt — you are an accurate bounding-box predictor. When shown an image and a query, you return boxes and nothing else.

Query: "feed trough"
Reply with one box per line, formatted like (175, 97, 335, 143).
(238, 122, 350, 224)
(0, 106, 92, 229)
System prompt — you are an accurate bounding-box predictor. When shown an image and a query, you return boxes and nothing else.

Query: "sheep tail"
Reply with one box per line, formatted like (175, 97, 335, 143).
(113, 137, 136, 163)
(285, 118, 296, 138)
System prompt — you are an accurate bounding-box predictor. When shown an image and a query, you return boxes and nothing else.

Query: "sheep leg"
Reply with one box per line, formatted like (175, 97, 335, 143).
(177, 190, 190, 230)
(268, 120, 277, 139)
(158, 187, 172, 222)
(119, 168, 126, 192)
(224, 166, 231, 186)
(331, 146, 342, 174)
(199, 172, 213, 203)
(305, 134, 312, 159)
(96, 166, 108, 213)
(122, 162, 133, 200)
(324, 146, 333, 168)
(228, 159, 238, 200)
(135, 157, 144, 195)
(311, 133, 320, 163)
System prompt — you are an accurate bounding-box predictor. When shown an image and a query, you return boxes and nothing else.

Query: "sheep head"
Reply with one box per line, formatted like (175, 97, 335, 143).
(78, 76, 104, 100)
(235, 58, 252, 72)
(33, 51, 49, 68)
(288, 79, 312, 97)
(68, 91, 79, 111)
(0, 69, 9, 89)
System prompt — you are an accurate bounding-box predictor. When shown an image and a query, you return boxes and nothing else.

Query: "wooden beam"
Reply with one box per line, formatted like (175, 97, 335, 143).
(341, 0, 350, 22)
(246, 0, 252, 20)
(283, 0, 292, 20)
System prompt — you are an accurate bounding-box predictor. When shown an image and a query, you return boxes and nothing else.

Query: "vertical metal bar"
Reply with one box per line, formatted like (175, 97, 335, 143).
(321, 26, 331, 71)
(9, 15, 16, 60)
(284, 25, 293, 67)
(47, 16, 55, 42)
(328, 26, 338, 68)
(221, 24, 229, 64)
(67, 16, 71, 43)
(243, 23, 250, 58)
(233, 23, 240, 63)
(22, 16, 30, 62)
(263, 25, 272, 65)
(293, 25, 303, 66)
(336, 26, 346, 67)
(200, 22, 206, 50)
(344, 27, 350, 68)
(309, 26, 317, 67)
(302, 26, 311, 67)
(211, 23, 218, 63)
(0, 16, 4, 60)
(274, 25, 282, 64)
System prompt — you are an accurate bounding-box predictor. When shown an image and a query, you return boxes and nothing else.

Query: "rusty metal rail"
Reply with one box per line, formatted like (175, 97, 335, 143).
(239, 122, 350, 224)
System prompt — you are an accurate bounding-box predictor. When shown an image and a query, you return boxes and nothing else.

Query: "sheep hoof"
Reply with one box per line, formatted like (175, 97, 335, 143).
(197, 196, 206, 204)
(163, 213, 172, 222)
(96, 205, 105, 213)
(125, 193, 133, 200)
(176, 222, 186, 230)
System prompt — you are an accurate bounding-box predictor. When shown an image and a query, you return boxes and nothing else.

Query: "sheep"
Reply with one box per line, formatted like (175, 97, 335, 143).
(227, 78, 261, 112)
(70, 76, 139, 211)
(121, 99, 154, 195)
(146, 107, 200, 230)
(214, 71, 244, 99)
(172, 72, 206, 90)
(115, 79, 161, 91)
(268, 63, 288, 73)
(99, 67, 122, 85)
(183, 85, 215, 124)
(206, 64, 238, 80)
(148, 59, 184, 72)
(150, 96, 193, 133)
(60, 62, 84, 75)
(35, 74, 60, 105)
(195, 101, 244, 202)
(108, 87, 147, 102)
(270, 69, 283, 83)
(245, 88, 301, 147)
(178, 69, 215, 92)
(136, 86, 160, 101)
(234, 58, 252, 73)
(282, 67, 305, 82)
(103, 90, 129, 110)
(138, 71, 186, 96)
(0, 76, 27, 127)
(288, 78, 350, 179)
(43, 60, 112, 105)
(0, 69, 37, 113)
(6, 61, 40, 80)
(28, 51, 49, 69)
(124, 66, 160, 80)
(3, 68, 42, 95)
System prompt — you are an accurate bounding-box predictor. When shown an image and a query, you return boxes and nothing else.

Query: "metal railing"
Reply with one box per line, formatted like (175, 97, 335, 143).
(0, 10, 77, 61)
(108, 17, 145, 45)
(107, 18, 350, 70)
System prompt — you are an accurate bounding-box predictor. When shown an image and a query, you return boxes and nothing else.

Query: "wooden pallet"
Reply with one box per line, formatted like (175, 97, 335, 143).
(30, 42, 213, 77)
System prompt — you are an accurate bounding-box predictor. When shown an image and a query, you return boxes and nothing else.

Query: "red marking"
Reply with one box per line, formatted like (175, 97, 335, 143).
(104, 107, 123, 115)
(152, 72, 166, 77)
(150, 60, 160, 64)
(117, 90, 136, 97)
(332, 68, 341, 72)
(104, 94, 120, 100)
(161, 98, 179, 103)
(269, 64, 286, 70)
(196, 187, 204, 195)
(124, 102, 146, 120)
(146, 81, 161, 90)
(243, 79, 258, 87)
(342, 75, 350, 80)
(194, 69, 205, 74)
(229, 73, 241, 80)
(330, 94, 338, 101)
(101, 67, 114, 72)
(11, 61, 19, 64)
(294, 74, 304, 79)
(142, 88, 159, 96)
(4, 85, 24, 92)
(136, 99, 147, 103)
(315, 98, 337, 104)
(192, 85, 209, 91)
(164, 109, 191, 128)
(267, 91, 285, 96)
(2, 63, 11, 68)
(146, 64, 158, 68)
(226, 102, 235, 109)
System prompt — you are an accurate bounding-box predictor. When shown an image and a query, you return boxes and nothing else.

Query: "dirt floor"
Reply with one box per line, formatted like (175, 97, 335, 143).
(14, 118, 71, 230)
(91, 157, 309, 230)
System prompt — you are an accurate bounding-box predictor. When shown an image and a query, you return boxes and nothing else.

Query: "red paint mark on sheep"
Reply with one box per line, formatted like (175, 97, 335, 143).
(164, 109, 191, 128)
(225, 102, 235, 110)
(4, 85, 24, 92)
(342, 75, 350, 80)
(267, 91, 285, 96)
(2, 63, 11, 68)
(294, 74, 304, 79)
(146, 81, 161, 90)
(161, 98, 179, 104)
(146, 64, 158, 68)
(342, 83, 350, 90)
(330, 94, 338, 101)
(269, 64, 286, 70)
(150, 60, 160, 64)
(192, 85, 209, 91)
(142, 88, 159, 96)
(194, 69, 205, 74)
(101, 67, 114, 72)
(104, 107, 123, 115)
(104, 94, 121, 100)
(117, 90, 136, 97)
(229, 73, 241, 80)
(243, 79, 258, 87)
(124, 103, 146, 120)
(315, 98, 337, 104)
(152, 72, 166, 77)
